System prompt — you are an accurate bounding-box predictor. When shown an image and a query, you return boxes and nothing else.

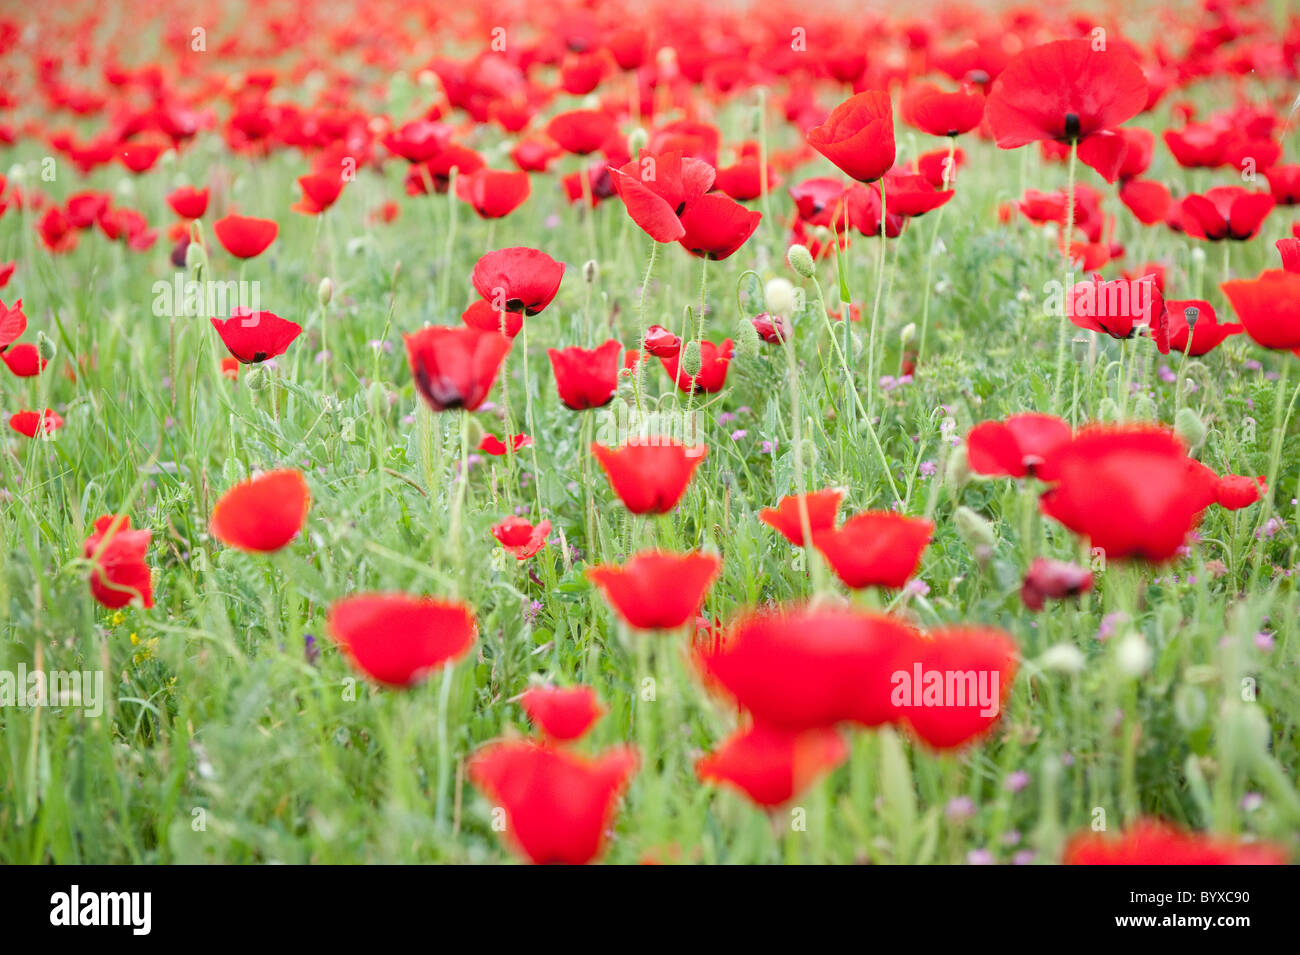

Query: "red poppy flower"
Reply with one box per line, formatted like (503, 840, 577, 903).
(547, 339, 621, 410)
(166, 185, 209, 219)
(211, 309, 302, 364)
(1068, 274, 1164, 345)
(1179, 187, 1275, 241)
(751, 313, 791, 344)
(9, 409, 63, 437)
(0, 262, 14, 288)
(383, 119, 452, 163)
(607, 150, 716, 243)
(661, 338, 733, 393)
(966, 413, 1072, 478)
(1216, 474, 1264, 511)
(789, 177, 847, 225)
(456, 169, 531, 219)
(696, 722, 848, 808)
(119, 140, 167, 173)
(83, 515, 154, 609)
(545, 109, 617, 156)
(471, 247, 564, 315)
(327, 593, 477, 687)
(1037, 425, 1218, 562)
(292, 171, 345, 215)
(2, 343, 46, 377)
(38, 207, 78, 253)
(478, 433, 533, 456)
(491, 516, 551, 559)
(677, 195, 761, 260)
(915, 147, 965, 189)
(1266, 164, 1300, 205)
(1279, 238, 1300, 273)
(642, 325, 681, 358)
(713, 158, 779, 201)
(1165, 300, 1242, 356)
(1020, 558, 1092, 612)
(811, 512, 933, 590)
(586, 550, 720, 631)
(896, 627, 1018, 749)
(520, 685, 604, 742)
(210, 469, 310, 552)
(902, 83, 985, 138)
(1118, 179, 1172, 225)
(1221, 269, 1300, 351)
(759, 489, 843, 546)
(405, 146, 486, 195)
(1065, 820, 1286, 865)
(985, 39, 1148, 148)
(0, 296, 26, 351)
(461, 299, 522, 338)
(1163, 123, 1228, 168)
(591, 439, 706, 514)
(404, 325, 511, 412)
(468, 740, 637, 865)
(560, 51, 610, 95)
(213, 214, 279, 258)
(1115, 128, 1156, 180)
(845, 183, 906, 237)
(1075, 130, 1130, 183)
(695, 606, 919, 730)
(806, 91, 896, 184)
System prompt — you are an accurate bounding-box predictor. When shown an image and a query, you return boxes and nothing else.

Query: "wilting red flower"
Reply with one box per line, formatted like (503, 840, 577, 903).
(807, 91, 896, 184)
(213, 214, 279, 258)
(1020, 558, 1092, 611)
(1221, 270, 1300, 351)
(696, 607, 919, 730)
(2, 343, 47, 377)
(545, 109, 617, 156)
(697, 723, 848, 808)
(759, 489, 843, 546)
(472, 247, 564, 315)
(166, 185, 209, 219)
(895, 627, 1017, 749)
(328, 593, 477, 687)
(642, 325, 681, 358)
(456, 169, 531, 219)
(607, 150, 716, 243)
(9, 409, 63, 437)
(1068, 274, 1164, 345)
(661, 338, 733, 393)
(586, 550, 720, 630)
(985, 39, 1148, 148)
(469, 740, 637, 864)
(292, 171, 345, 215)
(211, 309, 302, 364)
(1179, 188, 1275, 241)
(902, 83, 985, 137)
(405, 325, 510, 412)
(210, 469, 310, 552)
(1216, 475, 1264, 511)
(520, 685, 604, 742)
(1064, 820, 1286, 865)
(677, 195, 761, 260)
(462, 299, 522, 338)
(1037, 425, 1218, 562)
(591, 439, 706, 514)
(83, 515, 154, 609)
(967, 413, 1072, 478)
(548, 339, 621, 410)
(491, 516, 551, 559)
(479, 433, 533, 456)
(1165, 300, 1242, 356)
(0, 296, 26, 351)
(812, 512, 933, 589)
(751, 313, 791, 344)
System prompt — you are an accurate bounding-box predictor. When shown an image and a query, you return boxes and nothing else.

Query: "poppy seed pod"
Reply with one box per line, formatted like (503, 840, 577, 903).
(1174, 407, 1206, 450)
(787, 244, 816, 278)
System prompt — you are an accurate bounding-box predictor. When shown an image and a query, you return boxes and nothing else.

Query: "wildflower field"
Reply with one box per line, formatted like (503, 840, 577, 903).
(2, 0, 1300, 869)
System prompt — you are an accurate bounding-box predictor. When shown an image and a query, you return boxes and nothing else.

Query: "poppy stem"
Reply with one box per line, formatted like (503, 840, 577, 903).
(916, 140, 956, 363)
(440, 168, 460, 316)
(579, 161, 599, 262)
(1052, 140, 1079, 415)
(1250, 359, 1298, 589)
(867, 177, 888, 417)
(781, 319, 830, 597)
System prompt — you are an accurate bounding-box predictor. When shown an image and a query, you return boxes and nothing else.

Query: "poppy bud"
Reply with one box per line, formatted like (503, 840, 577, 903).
(245, 365, 270, 390)
(185, 239, 206, 275)
(1115, 632, 1152, 677)
(735, 316, 761, 359)
(1132, 393, 1157, 420)
(787, 244, 816, 279)
(317, 277, 333, 307)
(899, 322, 917, 346)
(1174, 407, 1206, 450)
(583, 259, 599, 283)
(953, 505, 996, 558)
(764, 277, 795, 316)
(680, 340, 702, 377)
(36, 331, 57, 361)
(1173, 684, 1207, 729)
(1039, 643, 1085, 675)
(944, 444, 971, 489)
(1218, 702, 1270, 759)
(1097, 397, 1120, 421)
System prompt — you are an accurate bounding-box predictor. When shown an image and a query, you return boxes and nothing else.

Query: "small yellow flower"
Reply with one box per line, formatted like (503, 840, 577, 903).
(112, 611, 125, 626)
(129, 632, 140, 646)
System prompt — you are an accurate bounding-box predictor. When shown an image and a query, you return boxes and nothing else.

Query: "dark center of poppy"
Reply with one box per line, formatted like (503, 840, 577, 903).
(506, 298, 526, 312)
(1064, 113, 1081, 141)
(252, 351, 268, 362)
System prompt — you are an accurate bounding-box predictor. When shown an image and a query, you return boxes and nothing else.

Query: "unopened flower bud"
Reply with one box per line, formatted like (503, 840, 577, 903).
(899, 322, 917, 346)
(764, 277, 795, 316)
(1115, 632, 1152, 677)
(735, 316, 761, 359)
(1174, 407, 1206, 450)
(787, 244, 816, 279)
(679, 340, 702, 377)
(36, 331, 57, 361)
(245, 365, 270, 391)
(1039, 643, 1086, 675)
(945, 445, 971, 490)
(954, 505, 996, 554)
(317, 277, 333, 307)
(1097, 397, 1120, 422)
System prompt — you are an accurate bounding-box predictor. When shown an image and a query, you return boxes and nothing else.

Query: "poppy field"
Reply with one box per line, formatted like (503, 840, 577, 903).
(3, 0, 1300, 868)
